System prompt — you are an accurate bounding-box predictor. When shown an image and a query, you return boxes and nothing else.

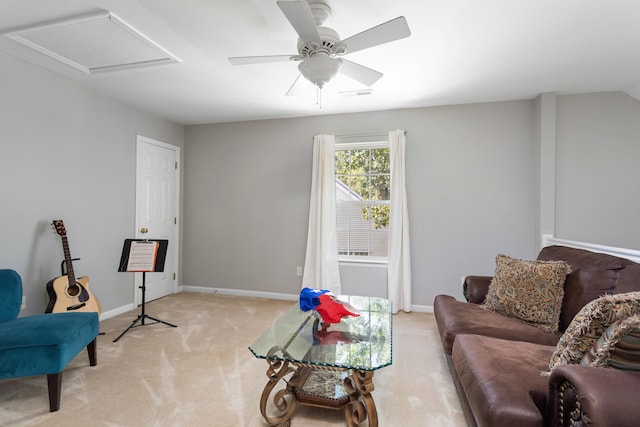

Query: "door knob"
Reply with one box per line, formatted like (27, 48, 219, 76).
(140, 227, 149, 234)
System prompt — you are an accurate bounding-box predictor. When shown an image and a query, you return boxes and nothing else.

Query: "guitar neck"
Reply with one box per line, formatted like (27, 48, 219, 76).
(60, 236, 76, 283)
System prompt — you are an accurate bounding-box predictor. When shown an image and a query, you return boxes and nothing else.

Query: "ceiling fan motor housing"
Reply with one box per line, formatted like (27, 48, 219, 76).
(297, 26, 343, 57)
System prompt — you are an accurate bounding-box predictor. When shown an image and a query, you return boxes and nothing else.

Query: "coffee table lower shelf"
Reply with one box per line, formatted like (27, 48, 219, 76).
(259, 358, 378, 427)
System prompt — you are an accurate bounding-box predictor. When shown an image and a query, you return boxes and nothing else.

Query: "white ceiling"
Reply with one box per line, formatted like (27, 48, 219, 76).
(2, 0, 640, 125)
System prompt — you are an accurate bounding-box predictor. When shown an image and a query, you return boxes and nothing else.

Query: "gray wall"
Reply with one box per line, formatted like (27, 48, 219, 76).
(0, 52, 184, 315)
(184, 100, 538, 306)
(4, 44, 639, 313)
(555, 92, 640, 248)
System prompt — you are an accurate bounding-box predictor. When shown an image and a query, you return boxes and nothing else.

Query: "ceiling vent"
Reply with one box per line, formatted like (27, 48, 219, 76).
(340, 89, 373, 97)
(3, 11, 180, 75)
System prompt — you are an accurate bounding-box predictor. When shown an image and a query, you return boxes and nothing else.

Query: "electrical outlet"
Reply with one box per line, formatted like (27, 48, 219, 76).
(21, 296, 26, 310)
(296, 266, 303, 276)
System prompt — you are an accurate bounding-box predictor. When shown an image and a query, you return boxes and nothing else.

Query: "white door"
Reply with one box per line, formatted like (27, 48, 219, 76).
(135, 136, 180, 304)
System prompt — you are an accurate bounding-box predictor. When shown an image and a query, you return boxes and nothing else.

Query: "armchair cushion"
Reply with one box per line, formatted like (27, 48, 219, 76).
(0, 269, 99, 411)
(0, 312, 99, 379)
(482, 255, 571, 332)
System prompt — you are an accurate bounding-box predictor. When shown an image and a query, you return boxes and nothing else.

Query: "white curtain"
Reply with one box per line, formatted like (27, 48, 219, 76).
(388, 129, 412, 312)
(302, 134, 341, 294)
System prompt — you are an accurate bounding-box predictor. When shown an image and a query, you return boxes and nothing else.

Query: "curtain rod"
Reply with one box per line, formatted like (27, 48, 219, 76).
(335, 130, 407, 139)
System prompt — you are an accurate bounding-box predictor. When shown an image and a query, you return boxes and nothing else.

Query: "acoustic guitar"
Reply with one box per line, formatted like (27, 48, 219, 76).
(45, 220, 102, 315)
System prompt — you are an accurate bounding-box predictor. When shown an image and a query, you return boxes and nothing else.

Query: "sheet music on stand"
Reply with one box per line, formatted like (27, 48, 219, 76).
(118, 239, 168, 273)
(126, 240, 159, 272)
(114, 238, 175, 342)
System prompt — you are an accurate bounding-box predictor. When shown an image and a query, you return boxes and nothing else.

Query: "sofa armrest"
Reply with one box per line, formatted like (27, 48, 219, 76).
(547, 365, 640, 427)
(462, 275, 492, 303)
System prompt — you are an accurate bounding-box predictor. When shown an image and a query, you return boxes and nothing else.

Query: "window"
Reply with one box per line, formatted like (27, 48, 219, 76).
(335, 141, 390, 260)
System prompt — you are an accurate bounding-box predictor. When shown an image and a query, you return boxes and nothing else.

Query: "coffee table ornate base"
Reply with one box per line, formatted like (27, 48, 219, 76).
(250, 298, 391, 427)
(344, 370, 378, 426)
(259, 358, 378, 426)
(260, 358, 298, 427)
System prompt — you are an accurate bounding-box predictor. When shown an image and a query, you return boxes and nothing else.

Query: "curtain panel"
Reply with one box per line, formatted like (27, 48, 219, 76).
(388, 129, 412, 312)
(302, 134, 342, 294)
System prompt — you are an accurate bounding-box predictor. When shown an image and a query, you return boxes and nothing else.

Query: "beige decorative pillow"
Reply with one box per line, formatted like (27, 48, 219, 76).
(549, 292, 640, 371)
(481, 254, 571, 332)
(581, 314, 640, 370)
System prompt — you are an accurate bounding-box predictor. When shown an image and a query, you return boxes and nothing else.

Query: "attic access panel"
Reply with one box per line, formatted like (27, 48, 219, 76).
(3, 11, 180, 75)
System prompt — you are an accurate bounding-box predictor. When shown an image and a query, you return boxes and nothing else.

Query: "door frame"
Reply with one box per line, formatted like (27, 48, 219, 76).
(134, 135, 181, 305)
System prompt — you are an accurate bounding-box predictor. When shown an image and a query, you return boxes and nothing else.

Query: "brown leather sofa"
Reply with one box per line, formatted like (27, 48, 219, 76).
(434, 245, 640, 427)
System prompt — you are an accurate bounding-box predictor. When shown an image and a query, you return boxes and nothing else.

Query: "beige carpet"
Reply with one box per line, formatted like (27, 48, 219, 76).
(0, 293, 465, 426)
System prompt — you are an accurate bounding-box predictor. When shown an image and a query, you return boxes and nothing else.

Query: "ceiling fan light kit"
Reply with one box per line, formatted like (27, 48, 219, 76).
(298, 54, 342, 88)
(228, 0, 411, 98)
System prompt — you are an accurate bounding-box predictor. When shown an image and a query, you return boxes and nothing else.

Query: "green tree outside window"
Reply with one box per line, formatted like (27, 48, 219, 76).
(335, 147, 390, 230)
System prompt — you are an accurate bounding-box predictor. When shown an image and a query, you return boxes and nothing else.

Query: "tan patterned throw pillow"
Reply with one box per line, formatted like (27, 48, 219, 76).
(549, 292, 640, 371)
(581, 314, 640, 370)
(482, 254, 571, 332)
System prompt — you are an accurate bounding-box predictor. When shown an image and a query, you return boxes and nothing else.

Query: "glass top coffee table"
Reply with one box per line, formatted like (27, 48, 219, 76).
(249, 296, 392, 427)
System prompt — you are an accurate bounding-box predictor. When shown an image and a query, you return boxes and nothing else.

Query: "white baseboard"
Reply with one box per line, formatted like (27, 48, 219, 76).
(99, 303, 135, 321)
(411, 304, 433, 313)
(179, 285, 298, 301)
(100, 287, 432, 321)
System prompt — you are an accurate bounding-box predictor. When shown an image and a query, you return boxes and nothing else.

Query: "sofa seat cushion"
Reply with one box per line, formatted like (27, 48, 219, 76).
(434, 295, 562, 355)
(452, 334, 555, 427)
(0, 312, 99, 379)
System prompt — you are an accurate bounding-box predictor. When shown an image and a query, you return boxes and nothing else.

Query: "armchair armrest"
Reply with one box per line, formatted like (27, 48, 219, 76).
(547, 365, 640, 427)
(462, 275, 492, 303)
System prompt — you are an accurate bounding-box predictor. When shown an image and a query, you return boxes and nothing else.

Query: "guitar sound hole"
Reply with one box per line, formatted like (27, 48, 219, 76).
(67, 284, 80, 297)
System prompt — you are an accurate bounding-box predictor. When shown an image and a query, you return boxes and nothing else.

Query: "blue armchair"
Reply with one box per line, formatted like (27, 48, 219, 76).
(0, 269, 99, 411)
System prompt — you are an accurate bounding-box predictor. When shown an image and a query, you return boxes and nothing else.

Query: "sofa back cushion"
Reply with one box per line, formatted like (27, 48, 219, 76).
(0, 269, 22, 323)
(537, 246, 640, 331)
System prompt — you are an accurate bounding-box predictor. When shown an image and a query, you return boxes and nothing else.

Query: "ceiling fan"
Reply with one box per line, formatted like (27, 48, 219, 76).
(228, 0, 411, 96)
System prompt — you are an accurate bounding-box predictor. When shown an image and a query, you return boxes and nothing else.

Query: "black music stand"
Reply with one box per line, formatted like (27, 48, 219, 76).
(114, 239, 177, 342)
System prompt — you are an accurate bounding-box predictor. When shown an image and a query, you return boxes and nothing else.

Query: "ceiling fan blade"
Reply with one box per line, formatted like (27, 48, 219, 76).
(277, 0, 322, 45)
(229, 55, 294, 65)
(340, 16, 411, 55)
(339, 59, 383, 86)
(286, 73, 312, 96)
